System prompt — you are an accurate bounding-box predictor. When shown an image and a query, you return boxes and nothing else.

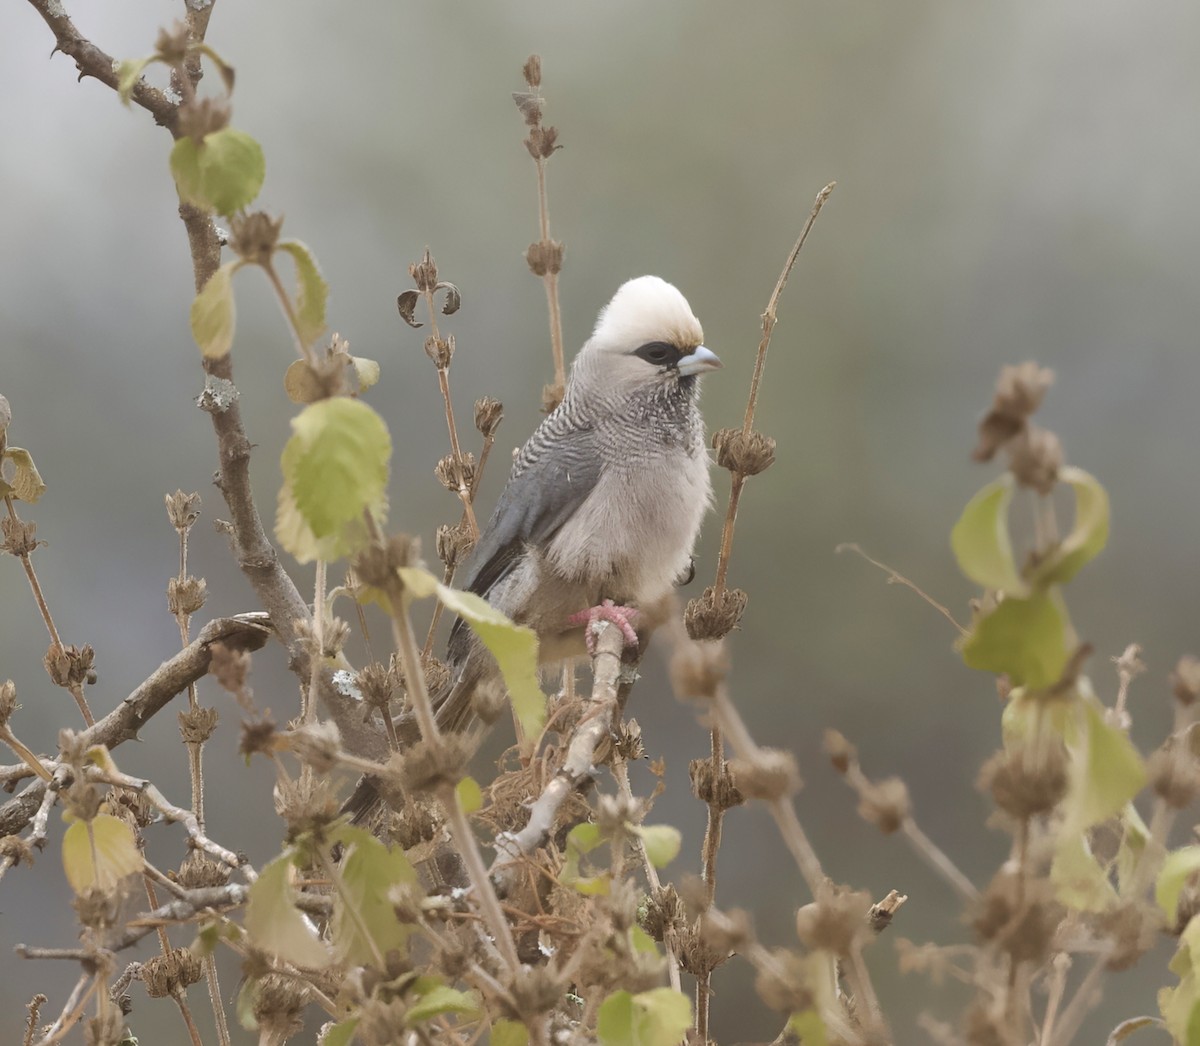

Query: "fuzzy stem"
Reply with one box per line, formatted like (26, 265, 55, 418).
(262, 260, 317, 366)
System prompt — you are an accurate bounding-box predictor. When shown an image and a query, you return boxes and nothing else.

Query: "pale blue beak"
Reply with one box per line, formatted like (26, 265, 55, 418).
(677, 345, 722, 376)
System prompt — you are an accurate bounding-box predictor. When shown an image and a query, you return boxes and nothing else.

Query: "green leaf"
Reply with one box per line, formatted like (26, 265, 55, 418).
(61, 814, 144, 893)
(456, 775, 483, 815)
(630, 925, 659, 956)
(398, 567, 544, 745)
(562, 822, 608, 895)
(959, 591, 1071, 688)
(3, 447, 46, 503)
(490, 1020, 529, 1046)
(170, 128, 265, 216)
(1065, 698, 1146, 831)
(244, 851, 331, 968)
(406, 983, 478, 1024)
(277, 398, 391, 564)
(951, 474, 1026, 594)
(1050, 832, 1117, 912)
(330, 826, 419, 966)
(276, 241, 329, 347)
(318, 1018, 360, 1046)
(116, 57, 154, 105)
(787, 1009, 829, 1046)
(190, 261, 241, 359)
(636, 825, 682, 869)
(1157, 847, 1200, 924)
(597, 988, 692, 1046)
(1031, 467, 1110, 586)
(1116, 802, 1151, 896)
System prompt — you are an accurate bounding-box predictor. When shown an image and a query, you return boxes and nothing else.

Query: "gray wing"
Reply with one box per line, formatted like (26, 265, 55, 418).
(458, 417, 602, 603)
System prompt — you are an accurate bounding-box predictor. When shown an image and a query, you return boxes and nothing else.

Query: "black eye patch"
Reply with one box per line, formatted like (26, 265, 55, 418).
(634, 341, 684, 367)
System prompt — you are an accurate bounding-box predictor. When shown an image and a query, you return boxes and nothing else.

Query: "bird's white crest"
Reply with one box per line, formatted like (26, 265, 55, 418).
(588, 275, 704, 355)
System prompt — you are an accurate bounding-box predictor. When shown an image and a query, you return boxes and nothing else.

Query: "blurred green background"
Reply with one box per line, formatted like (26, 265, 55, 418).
(3, 1, 1199, 1042)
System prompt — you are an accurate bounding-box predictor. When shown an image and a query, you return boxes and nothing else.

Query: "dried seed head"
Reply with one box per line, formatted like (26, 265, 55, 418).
(973, 361, 1055, 463)
(688, 758, 744, 810)
(352, 534, 420, 596)
(387, 795, 441, 850)
(1171, 655, 1200, 706)
(669, 638, 729, 701)
(176, 95, 231, 143)
(523, 55, 542, 89)
(855, 776, 911, 834)
(525, 239, 565, 277)
(795, 884, 873, 955)
(524, 125, 561, 160)
(238, 715, 278, 760)
(73, 885, 125, 931)
(978, 741, 1068, 820)
(409, 248, 438, 293)
(141, 947, 203, 998)
(964, 998, 1012, 1046)
(43, 643, 96, 689)
(473, 396, 504, 439)
(288, 720, 341, 774)
(1, 516, 41, 557)
(355, 660, 397, 713)
(823, 730, 857, 774)
(250, 973, 309, 1043)
(0, 834, 34, 868)
(640, 884, 687, 943)
(972, 871, 1061, 965)
(435, 520, 476, 569)
(753, 948, 816, 1013)
(613, 718, 646, 762)
(1147, 739, 1200, 809)
(595, 792, 642, 836)
(423, 334, 453, 368)
(153, 21, 191, 64)
(86, 1008, 125, 1046)
(208, 641, 252, 697)
(228, 211, 283, 265)
(0, 679, 17, 728)
(728, 749, 801, 802)
(178, 705, 219, 745)
(434, 453, 476, 493)
(503, 965, 565, 1020)
(1007, 423, 1063, 495)
(398, 735, 472, 794)
(177, 849, 232, 889)
(712, 428, 777, 477)
(1096, 902, 1158, 970)
(273, 772, 341, 838)
(699, 906, 754, 956)
(684, 586, 748, 641)
(164, 490, 202, 532)
(167, 575, 208, 617)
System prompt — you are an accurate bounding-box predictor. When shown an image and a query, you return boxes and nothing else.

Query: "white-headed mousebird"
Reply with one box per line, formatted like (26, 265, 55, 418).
(345, 275, 720, 822)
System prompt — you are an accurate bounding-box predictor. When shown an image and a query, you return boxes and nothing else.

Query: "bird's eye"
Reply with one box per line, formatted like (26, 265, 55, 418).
(635, 341, 680, 367)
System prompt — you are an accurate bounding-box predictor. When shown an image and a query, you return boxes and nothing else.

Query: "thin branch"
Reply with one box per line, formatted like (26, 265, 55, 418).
(85, 767, 245, 872)
(21, 0, 178, 128)
(0, 614, 271, 837)
(493, 621, 626, 867)
(836, 542, 967, 636)
(16, 885, 249, 957)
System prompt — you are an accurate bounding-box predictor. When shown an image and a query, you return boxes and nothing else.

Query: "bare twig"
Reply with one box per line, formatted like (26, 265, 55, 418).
(493, 621, 626, 865)
(712, 183, 835, 600)
(0, 614, 270, 837)
(85, 767, 244, 872)
(836, 542, 967, 636)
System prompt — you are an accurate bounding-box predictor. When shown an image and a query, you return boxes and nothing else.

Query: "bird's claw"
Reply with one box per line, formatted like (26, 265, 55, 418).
(568, 599, 640, 655)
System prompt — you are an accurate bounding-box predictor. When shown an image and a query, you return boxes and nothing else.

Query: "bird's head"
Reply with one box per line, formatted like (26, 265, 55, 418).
(573, 276, 721, 398)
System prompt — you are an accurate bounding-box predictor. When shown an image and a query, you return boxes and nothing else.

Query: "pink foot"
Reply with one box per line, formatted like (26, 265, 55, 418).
(567, 599, 640, 654)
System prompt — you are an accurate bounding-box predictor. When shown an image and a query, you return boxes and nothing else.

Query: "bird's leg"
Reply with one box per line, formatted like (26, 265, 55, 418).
(567, 599, 640, 654)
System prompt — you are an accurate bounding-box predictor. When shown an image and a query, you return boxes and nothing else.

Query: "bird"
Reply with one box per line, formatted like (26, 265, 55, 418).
(346, 275, 720, 818)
